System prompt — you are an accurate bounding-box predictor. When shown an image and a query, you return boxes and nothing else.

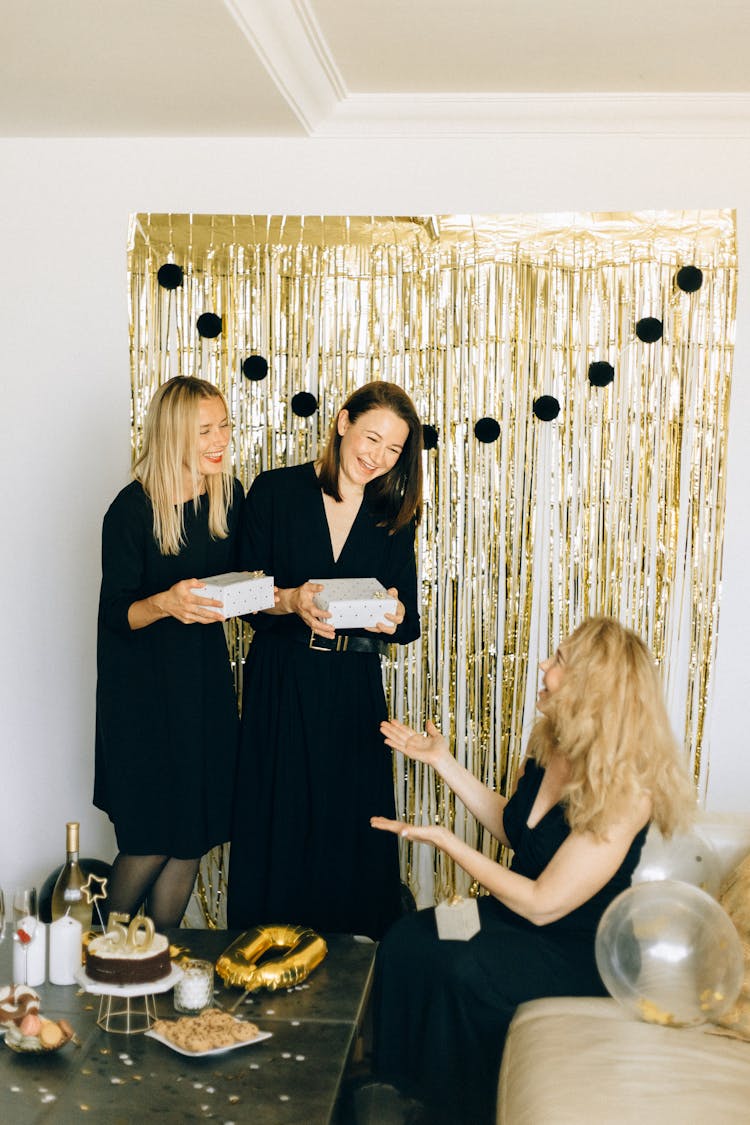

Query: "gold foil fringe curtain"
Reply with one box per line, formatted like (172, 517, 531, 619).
(128, 211, 736, 918)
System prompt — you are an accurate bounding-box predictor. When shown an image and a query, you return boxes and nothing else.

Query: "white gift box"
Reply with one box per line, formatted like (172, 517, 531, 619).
(310, 577, 397, 629)
(191, 571, 275, 618)
(435, 896, 481, 941)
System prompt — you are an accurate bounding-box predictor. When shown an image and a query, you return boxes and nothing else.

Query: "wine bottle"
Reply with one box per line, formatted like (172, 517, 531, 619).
(50, 822, 91, 929)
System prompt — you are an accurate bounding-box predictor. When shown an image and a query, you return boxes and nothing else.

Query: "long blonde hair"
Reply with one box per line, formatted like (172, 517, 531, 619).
(528, 616, 696, 838)
(134, 377, 234, 556)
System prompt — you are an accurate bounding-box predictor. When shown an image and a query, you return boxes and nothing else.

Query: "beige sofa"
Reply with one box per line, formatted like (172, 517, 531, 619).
(496, 816, 750, 1124)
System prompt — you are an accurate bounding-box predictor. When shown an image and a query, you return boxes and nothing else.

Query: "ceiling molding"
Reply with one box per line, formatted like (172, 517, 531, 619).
(221, 4, 750, 139)
(313, 92, 750, 138)
(223, 0, 346, 132)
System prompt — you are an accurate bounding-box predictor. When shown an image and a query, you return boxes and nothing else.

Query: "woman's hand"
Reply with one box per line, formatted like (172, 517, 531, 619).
(281, 581, 335, 638)
(371, 817, 453, 851)
(365, 588, 404, 635)
(151, 579, 225, 625)
(380, 718, 450, 766)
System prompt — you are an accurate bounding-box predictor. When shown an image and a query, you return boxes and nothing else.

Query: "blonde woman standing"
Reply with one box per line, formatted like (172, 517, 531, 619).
(371, 616, 696, 1124)
(94, 377, 244, 929)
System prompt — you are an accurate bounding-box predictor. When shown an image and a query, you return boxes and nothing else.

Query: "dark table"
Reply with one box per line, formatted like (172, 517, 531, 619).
(0, 929, 376, 1124)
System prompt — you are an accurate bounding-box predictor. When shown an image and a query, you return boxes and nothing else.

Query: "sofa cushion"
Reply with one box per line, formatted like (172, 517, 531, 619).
(497, 996, 750, 1124)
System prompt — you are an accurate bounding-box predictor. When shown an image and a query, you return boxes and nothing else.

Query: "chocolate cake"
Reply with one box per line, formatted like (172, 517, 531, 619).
(86, 931, 171, 986)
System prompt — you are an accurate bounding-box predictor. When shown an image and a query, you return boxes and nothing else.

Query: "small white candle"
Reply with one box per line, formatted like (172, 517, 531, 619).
(49, 912, 83, 985)
(12, 916, 47, 987)
(174, 960, 213, 1012)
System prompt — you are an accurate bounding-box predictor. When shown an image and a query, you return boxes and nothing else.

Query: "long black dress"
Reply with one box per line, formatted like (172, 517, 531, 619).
(94, 478, 243, 858)
(228, 462, 420, 939)
(373, 759, 649, 1124)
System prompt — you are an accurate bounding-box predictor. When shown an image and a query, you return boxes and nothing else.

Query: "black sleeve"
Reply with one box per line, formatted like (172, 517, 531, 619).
(98, 488, 148, 637)
(240, 471, 277, 573)
(239, 471, 277, 629)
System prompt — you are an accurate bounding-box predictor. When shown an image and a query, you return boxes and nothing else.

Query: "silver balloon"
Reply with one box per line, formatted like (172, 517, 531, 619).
(595, 879, 744, 1027)
(632, 826, 722, 898)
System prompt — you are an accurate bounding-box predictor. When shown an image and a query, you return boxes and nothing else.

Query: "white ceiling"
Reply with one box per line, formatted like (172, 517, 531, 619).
(3, 0, 750, 138)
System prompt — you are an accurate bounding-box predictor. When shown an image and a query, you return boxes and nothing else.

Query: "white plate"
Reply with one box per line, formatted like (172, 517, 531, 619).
(145, 1026, 272, 1057)
(75, 963, 183, 997)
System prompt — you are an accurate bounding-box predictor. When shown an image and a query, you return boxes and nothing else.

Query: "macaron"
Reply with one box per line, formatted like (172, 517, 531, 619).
(39, 1019, 64, 1048)
(19, 1012, 42, 1037)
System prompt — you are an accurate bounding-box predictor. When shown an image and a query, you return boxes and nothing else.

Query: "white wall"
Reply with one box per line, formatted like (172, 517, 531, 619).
(2, 135, 749, 892)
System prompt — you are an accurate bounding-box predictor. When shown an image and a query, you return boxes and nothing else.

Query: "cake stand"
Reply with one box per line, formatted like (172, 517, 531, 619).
(74, 965, 183, 1034)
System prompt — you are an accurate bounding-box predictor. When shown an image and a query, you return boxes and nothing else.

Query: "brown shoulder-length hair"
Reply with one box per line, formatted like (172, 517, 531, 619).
(528, 616, 696, 839)
(317, 381, 423, 532)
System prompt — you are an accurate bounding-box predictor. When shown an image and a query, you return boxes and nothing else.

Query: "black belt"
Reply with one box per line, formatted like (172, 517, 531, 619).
(299, 630, 389, 655)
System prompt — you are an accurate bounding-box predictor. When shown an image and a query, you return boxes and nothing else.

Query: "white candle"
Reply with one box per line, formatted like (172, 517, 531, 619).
(174, 959, 214, 1012)
(49, 912, 83, 985)
(12, 916, 47, 987)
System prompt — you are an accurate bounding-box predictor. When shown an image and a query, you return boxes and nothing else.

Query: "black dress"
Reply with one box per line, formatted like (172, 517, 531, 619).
(228, 462, 420, 939)
(94, 479, 244, 858)
(373, 759, 649, 1125)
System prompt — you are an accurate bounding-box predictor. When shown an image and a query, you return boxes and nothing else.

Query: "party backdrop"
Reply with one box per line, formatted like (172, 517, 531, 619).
(128, 211, 736, 918)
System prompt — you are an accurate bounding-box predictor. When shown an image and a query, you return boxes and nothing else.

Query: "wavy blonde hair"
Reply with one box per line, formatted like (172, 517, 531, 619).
(528, 616, 696, 838)
(134, 377, 234, 556)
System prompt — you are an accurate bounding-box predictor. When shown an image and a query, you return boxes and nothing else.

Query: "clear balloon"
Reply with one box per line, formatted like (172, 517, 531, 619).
(595, 879, 744, 1027)
(632, 826, 722, 897)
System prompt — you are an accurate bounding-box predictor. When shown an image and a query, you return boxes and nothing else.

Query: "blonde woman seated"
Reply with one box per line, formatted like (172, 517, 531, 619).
(371, 616, 695, 1125)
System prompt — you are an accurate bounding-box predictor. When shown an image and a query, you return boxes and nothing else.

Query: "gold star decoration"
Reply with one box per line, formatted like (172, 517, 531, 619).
(81, 872, 108, 907)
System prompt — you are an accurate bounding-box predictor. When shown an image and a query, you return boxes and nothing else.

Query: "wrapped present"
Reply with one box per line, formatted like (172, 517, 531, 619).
(435, 895, 481, 941)
(191, 571, 274, 619)
(310, 577, 397, 629)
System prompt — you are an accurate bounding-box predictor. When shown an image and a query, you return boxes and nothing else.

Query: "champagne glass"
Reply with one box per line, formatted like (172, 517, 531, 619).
(11, 886, 38, 928)
(10, 887, 39, 986)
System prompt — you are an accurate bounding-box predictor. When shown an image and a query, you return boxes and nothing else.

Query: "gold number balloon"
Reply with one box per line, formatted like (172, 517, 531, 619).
(215, 925, 327, 992)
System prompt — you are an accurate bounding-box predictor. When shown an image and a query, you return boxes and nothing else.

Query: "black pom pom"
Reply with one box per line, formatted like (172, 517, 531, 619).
(197, 312, 223, 338)
(533, 396, 560, 421)
(242, 354, 269, 381)
(588, 361, 615, 387)
(474, 417, 501, 443)
(676, 265, 703, 293)
(157, 263, 184, 290)
(635, 317, 663, 343)
(291, 391, 318, 418)
(422, 423, 439, 450)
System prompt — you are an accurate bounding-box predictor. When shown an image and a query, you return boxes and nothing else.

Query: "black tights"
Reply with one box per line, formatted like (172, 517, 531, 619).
(106, 854, 200, 930)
